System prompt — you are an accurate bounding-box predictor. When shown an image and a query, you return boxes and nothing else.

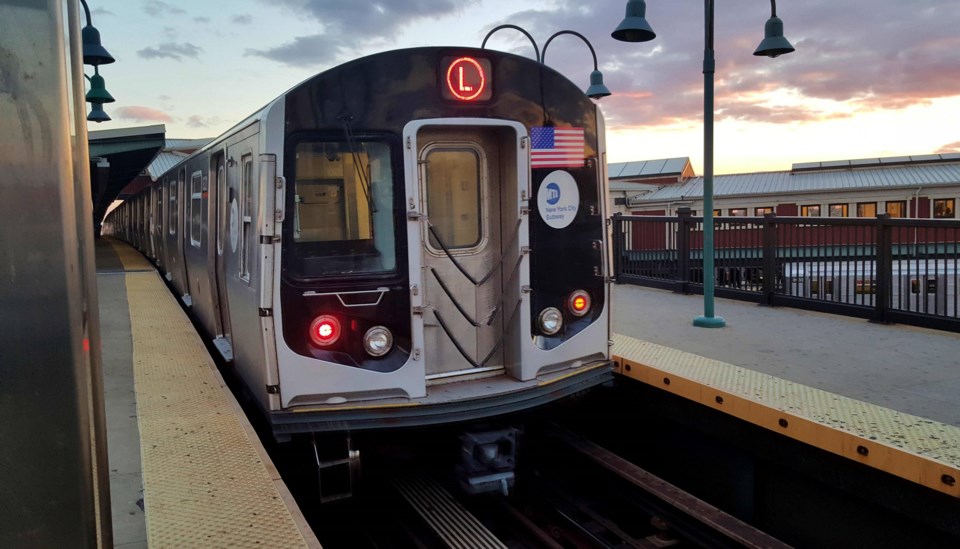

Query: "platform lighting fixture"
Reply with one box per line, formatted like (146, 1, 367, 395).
(84, 67, 115, 104)
(87, 102, 111, 123)
(542, 30, 611, 99)
(80, 0, 114, 66)
(612, 0, 795, 328)
(79, 0, 116, 123)
(481, 25, 611, 100)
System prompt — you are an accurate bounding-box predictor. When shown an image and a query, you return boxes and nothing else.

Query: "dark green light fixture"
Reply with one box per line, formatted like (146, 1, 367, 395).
(87, 102, 111, 123)
(80, 0, 114, 66)
(85, 67, 115, 104)
(611, 0, 656, 43)
(542, 30, 611, 99)
(79, 1, 116, 124)
(754, 5, 795, 58)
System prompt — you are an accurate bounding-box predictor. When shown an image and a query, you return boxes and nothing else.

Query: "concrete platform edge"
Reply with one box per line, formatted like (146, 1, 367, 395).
(612, 333, 960, 498)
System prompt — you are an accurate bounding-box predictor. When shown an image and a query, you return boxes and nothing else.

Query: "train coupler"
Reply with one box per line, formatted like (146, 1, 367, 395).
(456, 427, 518, 496)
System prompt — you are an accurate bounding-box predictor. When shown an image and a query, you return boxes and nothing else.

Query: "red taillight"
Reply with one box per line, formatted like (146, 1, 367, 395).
(309, 315, 341, 347)
(568, 290, 591, 317)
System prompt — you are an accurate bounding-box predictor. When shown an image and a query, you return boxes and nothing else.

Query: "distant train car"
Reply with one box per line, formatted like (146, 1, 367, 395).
(784, 260, 958, 315)
(105, 47, 613, 449)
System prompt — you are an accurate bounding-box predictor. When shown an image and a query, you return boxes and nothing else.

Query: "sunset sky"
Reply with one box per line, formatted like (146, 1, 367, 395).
(86, 0, 960, 174)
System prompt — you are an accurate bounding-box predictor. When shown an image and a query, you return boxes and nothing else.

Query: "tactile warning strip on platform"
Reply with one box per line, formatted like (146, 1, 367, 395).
(612, 333, 960, 498)
(109, 240, 318, 547)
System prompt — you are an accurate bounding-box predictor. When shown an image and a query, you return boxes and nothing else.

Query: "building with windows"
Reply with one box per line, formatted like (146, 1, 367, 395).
(610, 153, 960, 220)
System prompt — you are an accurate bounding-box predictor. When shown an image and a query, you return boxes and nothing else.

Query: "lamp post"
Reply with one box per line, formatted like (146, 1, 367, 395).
(612, 0, 794, 328)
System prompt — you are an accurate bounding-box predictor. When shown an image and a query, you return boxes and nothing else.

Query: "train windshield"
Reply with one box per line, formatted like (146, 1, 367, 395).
(288, 140, 396, 277)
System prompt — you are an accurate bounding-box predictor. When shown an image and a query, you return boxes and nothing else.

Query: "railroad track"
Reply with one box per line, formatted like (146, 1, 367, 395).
(383, 425, 791, 548)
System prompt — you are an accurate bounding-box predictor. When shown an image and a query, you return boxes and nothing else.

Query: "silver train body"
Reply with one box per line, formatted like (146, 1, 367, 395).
(783, 260, 959, 316)
(104, 47, 614, 438)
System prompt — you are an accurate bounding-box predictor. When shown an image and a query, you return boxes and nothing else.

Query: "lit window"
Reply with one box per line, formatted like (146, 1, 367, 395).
(933, 198, 955, 219)
(755, 207, 774, 216)
(713, 209, 721, 217)
(729, 208, 747, 217)
(828, 204, 848, 217)
(800, 205, 820, 217)
(856, 202, 876, 218)
(885, 201, 906, 218)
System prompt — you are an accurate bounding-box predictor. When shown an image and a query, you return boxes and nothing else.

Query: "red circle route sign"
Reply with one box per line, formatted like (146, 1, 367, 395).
(445, 57, 487, 101)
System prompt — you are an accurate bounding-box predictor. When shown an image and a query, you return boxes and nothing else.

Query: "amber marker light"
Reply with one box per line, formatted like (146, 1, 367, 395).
(568, 290, 591, 317)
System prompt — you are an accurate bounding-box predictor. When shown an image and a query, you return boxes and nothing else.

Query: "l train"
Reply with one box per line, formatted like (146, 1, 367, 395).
(104, 47, 614, 446)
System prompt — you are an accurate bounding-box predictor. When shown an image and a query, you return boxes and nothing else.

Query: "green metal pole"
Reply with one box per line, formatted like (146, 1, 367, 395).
(694, 0, 726, 328)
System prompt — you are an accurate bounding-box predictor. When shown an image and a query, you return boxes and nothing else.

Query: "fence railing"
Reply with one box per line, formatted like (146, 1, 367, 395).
(612, 208, 960, 332)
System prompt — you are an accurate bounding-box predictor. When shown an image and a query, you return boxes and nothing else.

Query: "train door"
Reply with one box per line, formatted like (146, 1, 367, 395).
(212, 152, 233, 359)
(410, 123, 526, 381)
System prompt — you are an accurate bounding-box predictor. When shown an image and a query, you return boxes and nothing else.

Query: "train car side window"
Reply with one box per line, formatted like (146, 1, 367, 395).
(424, 147, 482, 250)
(169, 179, 177, 235)
(289, 140, 397, 277)
(190, 171, 202, 247)
(240, 155, 253, 282)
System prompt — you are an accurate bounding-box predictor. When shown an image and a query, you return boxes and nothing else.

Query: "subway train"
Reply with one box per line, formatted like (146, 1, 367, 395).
(104, 47, 614, 469)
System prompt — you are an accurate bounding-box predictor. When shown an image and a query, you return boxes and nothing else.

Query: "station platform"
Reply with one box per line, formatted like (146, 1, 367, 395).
(96, 238, 319, 548)
(611, 284, 960, 498)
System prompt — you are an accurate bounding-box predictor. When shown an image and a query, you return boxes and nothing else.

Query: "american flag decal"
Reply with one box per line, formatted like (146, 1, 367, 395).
(530, 126, 585, 169)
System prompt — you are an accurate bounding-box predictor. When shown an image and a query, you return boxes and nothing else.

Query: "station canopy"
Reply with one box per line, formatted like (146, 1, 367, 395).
(88, 124, 165, 232)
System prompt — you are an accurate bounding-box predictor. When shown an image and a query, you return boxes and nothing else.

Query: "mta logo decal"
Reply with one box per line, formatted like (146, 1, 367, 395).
(545, 182, 561, 205)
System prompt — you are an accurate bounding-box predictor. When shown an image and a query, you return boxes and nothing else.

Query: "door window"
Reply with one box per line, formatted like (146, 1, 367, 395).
(424, 147, 482, 251)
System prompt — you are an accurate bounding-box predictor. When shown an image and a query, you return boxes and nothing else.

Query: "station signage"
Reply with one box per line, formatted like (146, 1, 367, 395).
(440, 56, 493, 102)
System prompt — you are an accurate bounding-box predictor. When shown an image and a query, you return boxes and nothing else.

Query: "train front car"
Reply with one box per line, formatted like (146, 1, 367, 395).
(268, 47, 613, 438)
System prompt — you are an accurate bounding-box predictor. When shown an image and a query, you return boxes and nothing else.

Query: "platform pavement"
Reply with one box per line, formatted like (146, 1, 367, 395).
(95, 238, 318, 547)
(612, 284, 960, 427)
(96, 238, 146, 548)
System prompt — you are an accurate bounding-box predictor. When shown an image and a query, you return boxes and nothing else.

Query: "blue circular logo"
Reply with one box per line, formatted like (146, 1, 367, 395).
(545, 182, 561, 205)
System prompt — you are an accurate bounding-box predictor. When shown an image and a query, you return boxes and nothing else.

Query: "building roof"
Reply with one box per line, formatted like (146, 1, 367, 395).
(88, 125, 166, 227)
(630, 161, 960, 204)
(792, 152, 960, 172)
(609, 157, 691, 180)
(144, 138, 213, 180)
(610, 181, 661, 193)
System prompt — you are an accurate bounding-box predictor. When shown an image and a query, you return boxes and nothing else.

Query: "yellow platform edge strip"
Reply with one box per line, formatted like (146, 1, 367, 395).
(612, 335, 960, 499)
(109, 240, 321, 547)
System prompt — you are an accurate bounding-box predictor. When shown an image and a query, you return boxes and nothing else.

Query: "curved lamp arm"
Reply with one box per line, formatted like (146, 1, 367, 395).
(541, 29, 598, 69)
(80, 0, 92, 26)
(481, 24, 540, 62)
(771, 0, 778, 17)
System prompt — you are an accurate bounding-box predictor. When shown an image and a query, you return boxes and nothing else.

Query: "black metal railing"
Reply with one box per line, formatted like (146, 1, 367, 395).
(612, 208, 960, 332)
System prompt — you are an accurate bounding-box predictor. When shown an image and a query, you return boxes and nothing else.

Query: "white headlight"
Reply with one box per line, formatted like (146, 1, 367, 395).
(363, 326, 393, 357)
(538, 307, 563, 335)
